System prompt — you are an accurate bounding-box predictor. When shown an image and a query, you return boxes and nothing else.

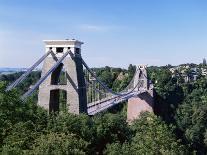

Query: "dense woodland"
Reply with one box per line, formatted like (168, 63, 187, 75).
(0, 64, 207, 154)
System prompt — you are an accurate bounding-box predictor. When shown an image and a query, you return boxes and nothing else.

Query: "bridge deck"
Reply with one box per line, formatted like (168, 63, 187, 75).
(87, 89, 146, 115)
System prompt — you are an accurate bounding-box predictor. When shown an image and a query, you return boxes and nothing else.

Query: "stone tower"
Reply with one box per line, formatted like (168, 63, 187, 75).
(38, 39, 87, 114)
(127, 65, 154, 123)
(134, 65, 149, 91)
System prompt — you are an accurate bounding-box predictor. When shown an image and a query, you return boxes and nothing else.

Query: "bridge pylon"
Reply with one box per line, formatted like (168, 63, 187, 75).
(127, 65, 154, 123)
(134, 65, 149, 91)
(38, 40, 87, 114)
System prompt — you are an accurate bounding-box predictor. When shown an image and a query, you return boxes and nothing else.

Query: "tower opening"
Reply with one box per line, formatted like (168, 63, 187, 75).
(50, 63, 67, 85)
(49, 89, 67, 113)
(75, 48, 80, 55)
(56, 47, 64, 53)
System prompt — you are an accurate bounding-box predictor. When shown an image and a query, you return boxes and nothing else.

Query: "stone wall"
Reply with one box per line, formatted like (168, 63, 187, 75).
(127, 89, 154, 123)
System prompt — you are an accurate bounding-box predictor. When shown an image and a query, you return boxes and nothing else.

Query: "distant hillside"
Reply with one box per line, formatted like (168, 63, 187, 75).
(0, 68, 39, 75)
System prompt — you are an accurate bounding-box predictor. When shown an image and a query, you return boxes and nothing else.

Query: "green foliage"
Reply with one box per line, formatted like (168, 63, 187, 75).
(104, 142, 130, 155)
(31, 132, 88, 155)
(148, 67, 184, 123)
(128, 64, 136, 78)
(93, 113, 131, 153)
(129, 113, 187, 154)
(96, 65, 133, 91)
(1, 145, 25, 155)
(99, 70, 114, 88)
(0, 82, 46, 146)
(105, 113, 187, 155)
(47, 113, 94, 142)
(0, 71, 41, 94)
(148, 66, 207, 153)
(3, 121, 38, 150)
(112, 75, 130, 92)
(2, 65, 207, 154)
(176, 88, 207, 152)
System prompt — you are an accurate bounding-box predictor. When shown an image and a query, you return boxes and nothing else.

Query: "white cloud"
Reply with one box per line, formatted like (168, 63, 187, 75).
(80, 25, 105, 31)
(78, 24, 122, 32)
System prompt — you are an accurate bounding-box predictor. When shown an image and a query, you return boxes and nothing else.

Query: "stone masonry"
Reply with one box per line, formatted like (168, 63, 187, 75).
(127, 65, 154, 123)
(38, 40, 87, 114)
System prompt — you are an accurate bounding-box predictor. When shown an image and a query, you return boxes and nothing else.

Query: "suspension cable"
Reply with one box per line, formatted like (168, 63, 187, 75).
(82, 58, 143, 96)
(21, 50, 70, 99)
(6, 50, 52, 91)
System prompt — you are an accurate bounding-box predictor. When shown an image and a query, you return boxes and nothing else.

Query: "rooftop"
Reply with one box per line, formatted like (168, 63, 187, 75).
(43, 39, 84, 46)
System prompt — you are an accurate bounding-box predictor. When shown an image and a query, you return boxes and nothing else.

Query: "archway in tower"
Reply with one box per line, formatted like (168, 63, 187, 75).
(49, 89, 67, 113)
(50, 63, 67, 85)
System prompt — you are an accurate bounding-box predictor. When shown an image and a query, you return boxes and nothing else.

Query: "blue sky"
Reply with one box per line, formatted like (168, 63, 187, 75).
(0, 0, 207, 68)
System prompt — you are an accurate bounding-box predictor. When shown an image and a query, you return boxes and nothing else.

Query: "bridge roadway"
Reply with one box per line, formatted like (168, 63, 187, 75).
(87, 89, 146, 115)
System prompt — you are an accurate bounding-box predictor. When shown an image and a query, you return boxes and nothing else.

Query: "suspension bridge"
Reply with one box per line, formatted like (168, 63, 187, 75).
(6, 39, 154, 121)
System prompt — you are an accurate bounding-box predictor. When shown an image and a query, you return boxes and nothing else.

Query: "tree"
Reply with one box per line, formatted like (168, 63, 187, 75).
(0, 82, 47, 153)
(46, 113, 94, 143)
(104, 142, 130, 155)
(128, 64, 136, 78)
(176, 89, 207, 152)
(2, 121, 38, 151)
(129, 113, 187, 154)
(148, 68, 184, 123)
(3, 65, 206, 154)
(31, 132, 88, 155)
(93, 113, 131, 153)
(105, 113, 188, 154)
(98, 69, 114, 88)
